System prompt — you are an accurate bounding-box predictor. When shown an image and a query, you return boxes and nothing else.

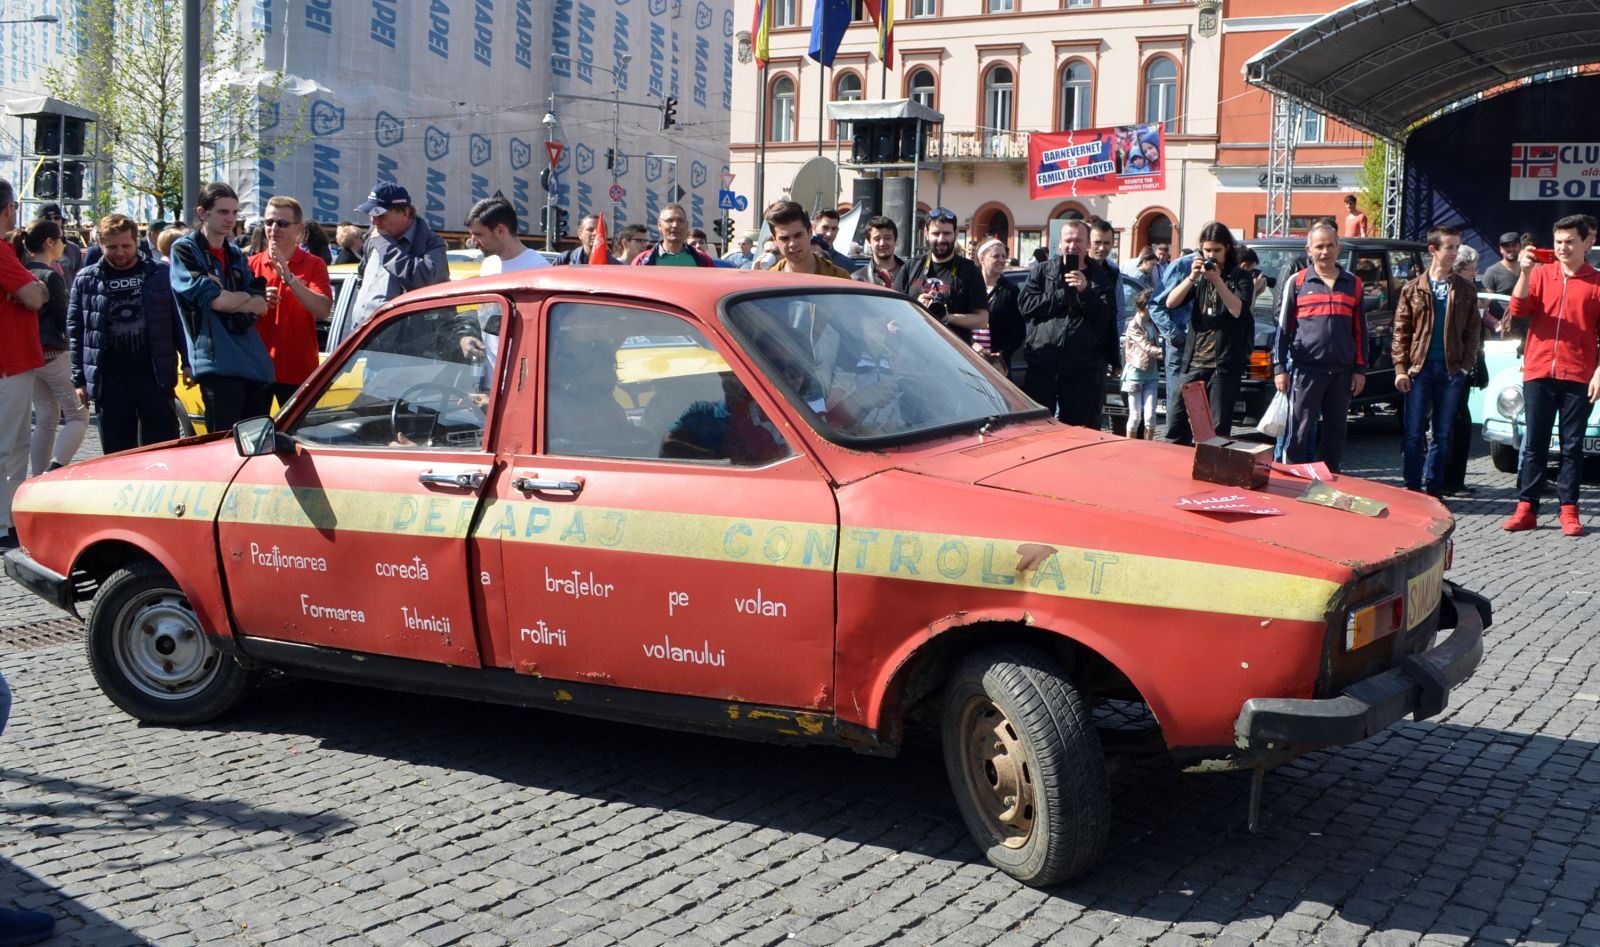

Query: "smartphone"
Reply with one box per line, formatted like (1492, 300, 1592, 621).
(1061, 253, 1080, 271)
(1533, 248, 1556, 264)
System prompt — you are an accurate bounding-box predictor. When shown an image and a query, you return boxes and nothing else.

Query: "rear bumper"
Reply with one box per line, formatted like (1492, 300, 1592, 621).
(4, 548, 79, 617)
(1233, 581, 1488, 760)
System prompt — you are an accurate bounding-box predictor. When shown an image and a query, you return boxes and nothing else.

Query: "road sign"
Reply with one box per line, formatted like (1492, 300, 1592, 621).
(721, 170, 735, 190)
(718, 190, 748, 212)
(608, 183, 625, 202)
(546, 141, 564, 168)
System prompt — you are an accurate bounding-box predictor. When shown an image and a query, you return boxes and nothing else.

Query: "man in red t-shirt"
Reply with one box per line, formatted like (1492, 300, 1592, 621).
(0, 179, 49, 550)
(248, 196, 332, 406)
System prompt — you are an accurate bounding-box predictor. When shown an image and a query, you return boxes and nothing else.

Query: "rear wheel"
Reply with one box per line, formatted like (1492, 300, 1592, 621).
(86, 562, 253, 724)
(173, 397, 196, 438)
(941, 646, 1110, 886)
(1490, 443, 1518, 473)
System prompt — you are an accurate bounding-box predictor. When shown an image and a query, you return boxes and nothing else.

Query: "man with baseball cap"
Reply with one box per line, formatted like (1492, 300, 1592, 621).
(1481, 230, 1524, 324)
(351, 181, 448, 326)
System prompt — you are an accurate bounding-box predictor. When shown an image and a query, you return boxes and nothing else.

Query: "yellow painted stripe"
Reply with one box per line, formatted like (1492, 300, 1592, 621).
(21, 479, 1340, 621)
(834, 526, 1342, 622)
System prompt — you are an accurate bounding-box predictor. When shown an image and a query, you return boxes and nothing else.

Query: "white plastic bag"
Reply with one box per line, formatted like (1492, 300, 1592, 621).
(1256, 390, 1290, 438)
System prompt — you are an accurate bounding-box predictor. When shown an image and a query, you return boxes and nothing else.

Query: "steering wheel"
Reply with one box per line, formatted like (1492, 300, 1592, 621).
(390, 382, 480, 447)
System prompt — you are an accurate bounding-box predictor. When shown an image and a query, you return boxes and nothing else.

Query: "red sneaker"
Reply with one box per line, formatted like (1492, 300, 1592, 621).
(1560, 505, 1585, 537)
(1503, 502, 1537, 532)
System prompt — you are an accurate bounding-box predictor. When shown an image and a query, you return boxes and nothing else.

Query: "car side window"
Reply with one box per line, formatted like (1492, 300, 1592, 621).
(288, 301, 503, 451)
(544, 303, 794, 466)
(1354, 253, 1388, 312)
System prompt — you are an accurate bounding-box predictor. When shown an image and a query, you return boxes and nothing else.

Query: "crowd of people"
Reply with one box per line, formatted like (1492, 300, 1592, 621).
(1, 172, 1596, 559)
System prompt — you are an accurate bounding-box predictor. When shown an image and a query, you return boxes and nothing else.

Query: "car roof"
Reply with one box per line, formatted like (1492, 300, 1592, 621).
(390, 265, 901, 313)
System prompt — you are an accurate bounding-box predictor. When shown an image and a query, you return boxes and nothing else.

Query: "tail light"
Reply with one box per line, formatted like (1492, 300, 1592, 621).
(1248, 349, 1273, 380)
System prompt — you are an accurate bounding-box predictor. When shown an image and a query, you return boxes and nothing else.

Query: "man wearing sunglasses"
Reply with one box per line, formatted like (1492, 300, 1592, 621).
(892, 208, 988, 346)
(248, 196, 333, 407)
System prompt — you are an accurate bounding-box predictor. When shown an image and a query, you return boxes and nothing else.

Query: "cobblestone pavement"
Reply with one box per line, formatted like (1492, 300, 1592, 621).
(2, 420, 1598, 947)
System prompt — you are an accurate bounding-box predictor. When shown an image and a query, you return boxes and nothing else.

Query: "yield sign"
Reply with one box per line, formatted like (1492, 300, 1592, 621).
(546, 141, 564, 168)
(720, 170, 736, 190)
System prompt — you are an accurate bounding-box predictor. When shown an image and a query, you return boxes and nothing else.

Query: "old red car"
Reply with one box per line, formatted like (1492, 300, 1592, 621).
(4, 268, 1487, 886)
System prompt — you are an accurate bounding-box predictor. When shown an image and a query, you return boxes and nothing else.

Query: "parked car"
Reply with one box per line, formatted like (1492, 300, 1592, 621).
(7, 267, 1488, 886)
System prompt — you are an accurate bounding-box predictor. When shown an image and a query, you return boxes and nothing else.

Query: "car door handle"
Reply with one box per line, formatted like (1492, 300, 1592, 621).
(512, 477, 583, 495)
(419, 470, 486, 490)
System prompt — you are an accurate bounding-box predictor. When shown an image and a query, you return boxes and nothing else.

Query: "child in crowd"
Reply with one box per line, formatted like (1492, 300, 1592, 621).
(1121, 288, 1161, 439)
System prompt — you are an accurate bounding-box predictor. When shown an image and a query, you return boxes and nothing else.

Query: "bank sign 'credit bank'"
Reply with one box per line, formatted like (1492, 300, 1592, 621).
(1509, 143, 1600, 200)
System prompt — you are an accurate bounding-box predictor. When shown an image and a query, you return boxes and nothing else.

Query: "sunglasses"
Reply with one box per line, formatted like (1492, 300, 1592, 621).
(262, 218, 298, 228)
(928, 208, 957, 223)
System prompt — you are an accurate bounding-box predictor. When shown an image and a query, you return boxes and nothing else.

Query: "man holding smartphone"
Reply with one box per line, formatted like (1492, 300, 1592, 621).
(1018, 219, 1119, 427)
(1502, 214, 1600, 537)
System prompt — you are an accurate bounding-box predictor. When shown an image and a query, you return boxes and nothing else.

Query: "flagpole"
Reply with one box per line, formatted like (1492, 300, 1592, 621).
(818, 63, 826, 156)
(755, 61, 769, 228)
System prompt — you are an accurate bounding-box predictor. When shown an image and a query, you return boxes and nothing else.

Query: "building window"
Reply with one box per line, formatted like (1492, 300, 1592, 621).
(908, 68, 936, 109)
(852, 0, 868, 20)
(1300, 110, 1325, 143)
(1064, 0, 1092, 6)
(1142, 57, 1178, 132)
(911, 0, 936, 17)
(1058, 61, 1092, 131)
(983, 64, 1014, 134)
(774, 0, 797, 27)
(988, 0, 1014, 11)
(771, 76, 797, 142)
(833, 72, 863, 140)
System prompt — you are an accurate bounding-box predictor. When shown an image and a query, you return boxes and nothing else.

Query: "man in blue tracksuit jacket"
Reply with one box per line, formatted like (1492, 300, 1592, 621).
(168, 182, 276, 433)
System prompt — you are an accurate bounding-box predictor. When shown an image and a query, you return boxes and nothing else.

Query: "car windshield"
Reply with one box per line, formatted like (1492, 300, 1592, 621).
(723, 290, 1041, 446)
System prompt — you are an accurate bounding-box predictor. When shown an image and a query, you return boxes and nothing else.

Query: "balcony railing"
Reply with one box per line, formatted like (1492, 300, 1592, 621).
(927, 128, 1031, 162)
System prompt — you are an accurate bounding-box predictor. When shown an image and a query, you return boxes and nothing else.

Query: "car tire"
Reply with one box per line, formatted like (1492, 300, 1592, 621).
(1490, 443, 1518, 474)
(941, 646, 1110, 886)
(86, 562, 253, 724)
(173, 397, 196, 438)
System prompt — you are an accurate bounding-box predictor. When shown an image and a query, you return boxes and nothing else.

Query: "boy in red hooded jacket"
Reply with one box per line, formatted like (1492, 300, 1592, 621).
(1503, 214, 1600, 537)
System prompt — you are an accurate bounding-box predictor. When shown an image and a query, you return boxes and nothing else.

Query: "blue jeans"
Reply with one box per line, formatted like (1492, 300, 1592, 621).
(1518, 376, 1593, 509)
(1402, 361, 1466, 492)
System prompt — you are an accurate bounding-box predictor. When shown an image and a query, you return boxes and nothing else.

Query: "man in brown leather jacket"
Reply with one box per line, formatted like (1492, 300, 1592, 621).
(1392, 225, 1481, 497)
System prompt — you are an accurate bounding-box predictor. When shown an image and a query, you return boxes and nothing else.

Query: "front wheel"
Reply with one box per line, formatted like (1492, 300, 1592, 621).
(86, 562, 254, 724)
(941, 646, 1110, 886)
(1490, 442, 1518, 473)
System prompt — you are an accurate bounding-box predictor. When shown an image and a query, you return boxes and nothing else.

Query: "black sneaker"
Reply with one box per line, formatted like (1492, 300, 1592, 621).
(0, 907, 55, 946)
(45, 460, 63, 472)
(0, 529, 17, 551)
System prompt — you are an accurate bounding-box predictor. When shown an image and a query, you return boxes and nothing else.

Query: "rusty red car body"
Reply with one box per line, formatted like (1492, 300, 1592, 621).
(4, 268, 1488, 885)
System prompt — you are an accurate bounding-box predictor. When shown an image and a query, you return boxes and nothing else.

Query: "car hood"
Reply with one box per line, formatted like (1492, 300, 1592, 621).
(899, 430, 1452, 571)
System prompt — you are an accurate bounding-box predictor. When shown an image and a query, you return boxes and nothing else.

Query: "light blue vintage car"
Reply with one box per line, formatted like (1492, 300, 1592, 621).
(1477, 294, 1600, 472)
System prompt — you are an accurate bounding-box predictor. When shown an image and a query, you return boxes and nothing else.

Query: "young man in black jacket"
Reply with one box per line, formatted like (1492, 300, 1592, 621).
(1018, 219, 1119, 427)
(892, 209, 988, 344)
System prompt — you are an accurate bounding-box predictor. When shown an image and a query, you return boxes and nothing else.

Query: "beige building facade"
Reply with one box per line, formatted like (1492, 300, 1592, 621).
(731, 0, 1224, 262)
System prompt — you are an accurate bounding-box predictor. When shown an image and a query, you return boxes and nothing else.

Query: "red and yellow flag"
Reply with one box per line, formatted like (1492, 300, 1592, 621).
(862, 0, 893, 68)
(752, 0, 773, 67)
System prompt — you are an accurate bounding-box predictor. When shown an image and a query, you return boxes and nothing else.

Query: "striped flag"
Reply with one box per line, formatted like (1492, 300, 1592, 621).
(863, 0, 893, 68)
(752, 0, 773, 67)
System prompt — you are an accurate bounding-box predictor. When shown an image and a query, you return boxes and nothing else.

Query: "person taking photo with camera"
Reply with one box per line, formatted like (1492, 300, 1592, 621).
(893, 208, 988, 345)
(1156, 221, 1253, 444)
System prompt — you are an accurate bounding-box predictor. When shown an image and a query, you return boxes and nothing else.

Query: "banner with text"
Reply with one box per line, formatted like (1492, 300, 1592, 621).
(1509, 143, 1600, 201)
(1028, 123, 1166, 200)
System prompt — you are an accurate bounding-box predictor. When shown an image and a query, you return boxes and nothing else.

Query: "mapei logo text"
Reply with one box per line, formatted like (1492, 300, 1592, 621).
(310, 100, 345, 137)
(574, 143, 595, 176)
(690, 161, 707, 189)
(375, 112, 405, 148)
(425, 126, 451, 161)
(469, 134, 492, 167)
(509, 137, 532, 170)
(695, 1, 711, 31)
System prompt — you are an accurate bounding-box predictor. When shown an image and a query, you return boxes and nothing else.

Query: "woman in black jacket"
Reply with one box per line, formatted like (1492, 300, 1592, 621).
(977, 239, 1025, 376)
(13, 221, 87, 473)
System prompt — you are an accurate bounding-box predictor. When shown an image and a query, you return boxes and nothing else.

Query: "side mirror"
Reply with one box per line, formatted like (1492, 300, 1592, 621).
(233, 416, 292, 457)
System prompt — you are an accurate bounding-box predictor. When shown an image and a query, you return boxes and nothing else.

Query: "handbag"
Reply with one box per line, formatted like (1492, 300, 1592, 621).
(1469, 348, 1489, 389)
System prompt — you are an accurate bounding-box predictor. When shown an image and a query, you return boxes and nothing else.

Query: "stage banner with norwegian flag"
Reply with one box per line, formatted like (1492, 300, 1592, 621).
(1509, 142, 1600, 200)
(1027, 123, 1166, 200)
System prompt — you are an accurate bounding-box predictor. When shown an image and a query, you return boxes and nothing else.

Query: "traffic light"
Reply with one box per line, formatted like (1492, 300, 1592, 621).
(555, 208, 570, 238)
(661, 96, 677, 131)
(712, 218, 727, 240)
(605, 148, 615, 171)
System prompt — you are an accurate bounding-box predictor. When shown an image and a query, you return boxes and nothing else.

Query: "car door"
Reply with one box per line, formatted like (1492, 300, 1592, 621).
(1351, 250, 1394, 395)
(482, 297, 839, 710)
(216, 295, 512, 668)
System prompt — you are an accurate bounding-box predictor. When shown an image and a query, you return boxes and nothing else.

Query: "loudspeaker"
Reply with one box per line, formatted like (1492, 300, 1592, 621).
(34, 118, 86, 156)
(36, 162, 85, 200)
(852, 122, 873, 164)
(882, 176, 914, 259)
(850, 178, 882, 243)
(899, 124, 924, 163)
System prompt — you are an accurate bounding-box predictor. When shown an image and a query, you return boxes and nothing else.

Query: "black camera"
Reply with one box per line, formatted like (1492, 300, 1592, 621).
(1201, 259, 1217, 272)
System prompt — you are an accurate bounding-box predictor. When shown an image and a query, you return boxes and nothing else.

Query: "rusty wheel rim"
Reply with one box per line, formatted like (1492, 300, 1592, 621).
(957, 695, 1036, 849)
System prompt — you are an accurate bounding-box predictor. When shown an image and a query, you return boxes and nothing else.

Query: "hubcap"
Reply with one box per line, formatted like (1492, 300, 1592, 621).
(957, 696, 1036, 849)
(112, 588, 219, 701)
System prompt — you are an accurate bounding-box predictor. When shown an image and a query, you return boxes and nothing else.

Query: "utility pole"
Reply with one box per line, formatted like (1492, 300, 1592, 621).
(182, 0, 200, 223)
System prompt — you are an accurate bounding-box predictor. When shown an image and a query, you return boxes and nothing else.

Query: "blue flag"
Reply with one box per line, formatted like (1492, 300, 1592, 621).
(807, 0, 851, 66)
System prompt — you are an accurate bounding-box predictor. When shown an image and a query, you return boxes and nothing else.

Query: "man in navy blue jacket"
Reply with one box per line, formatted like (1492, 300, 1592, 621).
(68, 215, 190, 454)
(169, 182, 275, 433)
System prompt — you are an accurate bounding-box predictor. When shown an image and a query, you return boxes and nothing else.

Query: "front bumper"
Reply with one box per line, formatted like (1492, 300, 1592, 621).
(3, 548, 79, 617)
(1234, 581, 1489, 760)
